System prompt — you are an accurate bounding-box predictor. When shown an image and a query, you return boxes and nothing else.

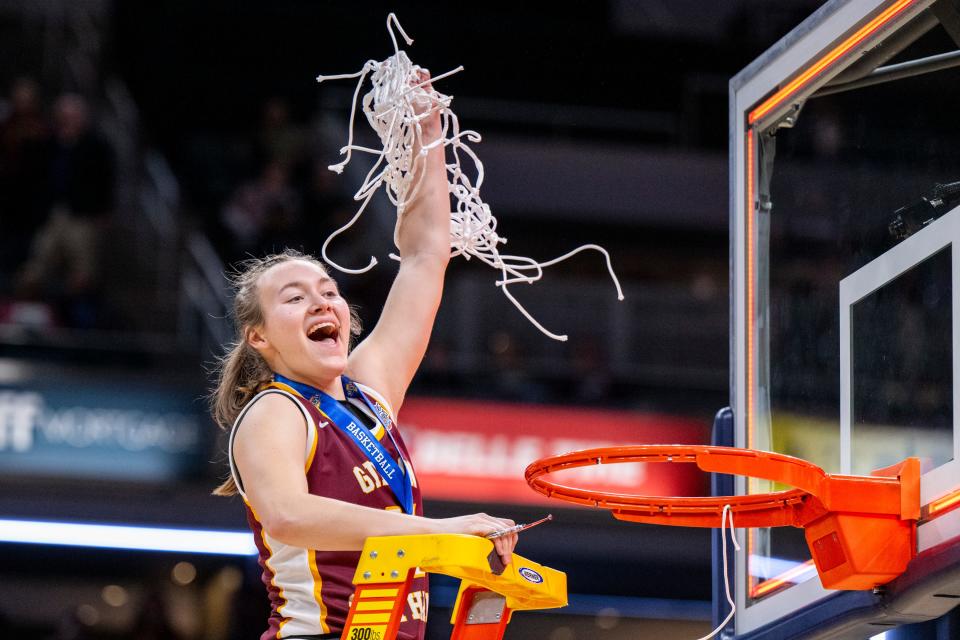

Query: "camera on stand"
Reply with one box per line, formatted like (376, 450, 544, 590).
(889, 180, 960, 242)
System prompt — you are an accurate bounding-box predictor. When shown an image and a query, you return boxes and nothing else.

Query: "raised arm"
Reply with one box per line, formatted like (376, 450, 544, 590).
(346, 71, 451, 413)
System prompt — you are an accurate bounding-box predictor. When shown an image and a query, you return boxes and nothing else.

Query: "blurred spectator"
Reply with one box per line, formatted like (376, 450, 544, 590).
(486, 330, 550, 402)
(0, 76, 48, 181)
(304, 156, 347, 218)
(0, 77, 49, 271)
(257, 96, 306, 170)
(571, 336, 612, 404)
(220, 160, 301, 258)
(811, 108, 843, 158)
(47, 609, 93, 640)
(225, 562, 272, 640)
(130, 589, 183, 640)
(14, 93, 115, 329)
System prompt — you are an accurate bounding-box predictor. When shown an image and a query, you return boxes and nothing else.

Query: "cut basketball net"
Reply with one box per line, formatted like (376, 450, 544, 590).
(699, 504, 739, 640)
(316, 13, 624, 341)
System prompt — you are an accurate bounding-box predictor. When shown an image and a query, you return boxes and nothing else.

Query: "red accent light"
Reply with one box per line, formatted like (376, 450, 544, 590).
(745, 128, 757, 593)
(750, 560, 817, 599)
(746, 128, 755, 448)
(925, 489, 960, 520)
(748, 0, 917, 124)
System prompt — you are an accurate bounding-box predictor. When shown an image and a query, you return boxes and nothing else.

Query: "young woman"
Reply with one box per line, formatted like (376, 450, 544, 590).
(211, 74, 518, 640)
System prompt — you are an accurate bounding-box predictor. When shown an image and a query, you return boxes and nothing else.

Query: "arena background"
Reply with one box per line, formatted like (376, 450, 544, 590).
(0, 1, 884, 638)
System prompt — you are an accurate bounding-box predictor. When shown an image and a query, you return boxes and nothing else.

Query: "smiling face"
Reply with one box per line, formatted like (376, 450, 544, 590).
(246, 259, 351, 395)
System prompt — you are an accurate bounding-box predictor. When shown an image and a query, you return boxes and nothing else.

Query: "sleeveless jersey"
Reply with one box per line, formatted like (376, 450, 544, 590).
(228, 380, 427, 640)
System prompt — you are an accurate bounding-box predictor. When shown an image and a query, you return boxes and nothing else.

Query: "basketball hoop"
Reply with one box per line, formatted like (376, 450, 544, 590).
(525, 445, 921, 590)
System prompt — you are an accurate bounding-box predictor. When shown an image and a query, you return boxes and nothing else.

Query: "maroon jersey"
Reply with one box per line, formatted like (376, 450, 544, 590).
(229, 381, 427, 640)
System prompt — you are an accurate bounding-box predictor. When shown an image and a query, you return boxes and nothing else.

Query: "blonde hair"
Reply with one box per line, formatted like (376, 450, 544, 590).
(211, 249, 361, 496)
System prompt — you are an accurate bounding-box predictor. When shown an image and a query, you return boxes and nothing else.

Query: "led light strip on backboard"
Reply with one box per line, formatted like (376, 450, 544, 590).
(731, 0, 938, 634)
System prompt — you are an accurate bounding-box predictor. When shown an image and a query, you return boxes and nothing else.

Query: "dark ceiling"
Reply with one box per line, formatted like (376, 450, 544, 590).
(112, 0, 823, 143)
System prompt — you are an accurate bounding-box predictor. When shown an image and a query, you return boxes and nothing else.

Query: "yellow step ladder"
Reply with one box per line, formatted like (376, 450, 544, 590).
(343, 533, 567, 640)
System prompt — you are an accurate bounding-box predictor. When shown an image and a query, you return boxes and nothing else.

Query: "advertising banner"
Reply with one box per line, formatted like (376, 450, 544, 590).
(399, 398, 709, 505)
(0, 366, 209, 482)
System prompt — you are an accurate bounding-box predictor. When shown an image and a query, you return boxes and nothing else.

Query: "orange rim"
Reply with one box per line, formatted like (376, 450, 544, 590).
(524, 445, 826, 528)
(525, 444, 917, 530)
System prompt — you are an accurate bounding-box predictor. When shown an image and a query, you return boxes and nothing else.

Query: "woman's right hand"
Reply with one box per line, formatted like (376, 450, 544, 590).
(434, 513, 518, 568)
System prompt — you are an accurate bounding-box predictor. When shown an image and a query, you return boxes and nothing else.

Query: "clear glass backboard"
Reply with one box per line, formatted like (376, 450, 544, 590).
(729, 0, 960, 635)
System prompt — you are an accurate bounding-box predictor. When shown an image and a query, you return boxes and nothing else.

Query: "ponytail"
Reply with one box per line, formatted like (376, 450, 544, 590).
(210, 340, 272, 496)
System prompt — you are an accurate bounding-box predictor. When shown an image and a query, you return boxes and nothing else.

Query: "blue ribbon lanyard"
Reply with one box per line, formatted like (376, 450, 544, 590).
(273, 373, 414, 515)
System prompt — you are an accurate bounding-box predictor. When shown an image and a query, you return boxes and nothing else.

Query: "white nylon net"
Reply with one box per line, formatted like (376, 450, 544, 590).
(316, 13, 624, 341)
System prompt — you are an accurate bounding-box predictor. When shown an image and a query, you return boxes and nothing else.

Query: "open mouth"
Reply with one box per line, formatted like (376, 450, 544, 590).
(306, 322, 339, 344)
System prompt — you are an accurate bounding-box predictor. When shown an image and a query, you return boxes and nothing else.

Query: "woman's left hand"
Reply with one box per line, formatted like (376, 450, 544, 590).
(489, 530, 519, 568)
(411, 69, 442, 140)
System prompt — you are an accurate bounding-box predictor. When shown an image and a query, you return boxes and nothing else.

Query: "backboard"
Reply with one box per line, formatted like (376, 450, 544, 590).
(726, 0, 960, 637)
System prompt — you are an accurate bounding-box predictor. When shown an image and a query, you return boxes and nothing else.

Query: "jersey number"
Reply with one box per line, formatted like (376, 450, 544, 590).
(353, 461, 385, 493)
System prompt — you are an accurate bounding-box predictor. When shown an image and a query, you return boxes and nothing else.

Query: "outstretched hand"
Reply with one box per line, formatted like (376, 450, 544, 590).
(435, 513, 519, 568)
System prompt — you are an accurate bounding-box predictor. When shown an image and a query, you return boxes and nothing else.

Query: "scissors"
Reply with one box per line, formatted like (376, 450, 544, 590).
(485, 514, 553, 539)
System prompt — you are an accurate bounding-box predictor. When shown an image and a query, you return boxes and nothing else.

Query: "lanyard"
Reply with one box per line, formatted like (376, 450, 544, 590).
(272, 373, 414, 515)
